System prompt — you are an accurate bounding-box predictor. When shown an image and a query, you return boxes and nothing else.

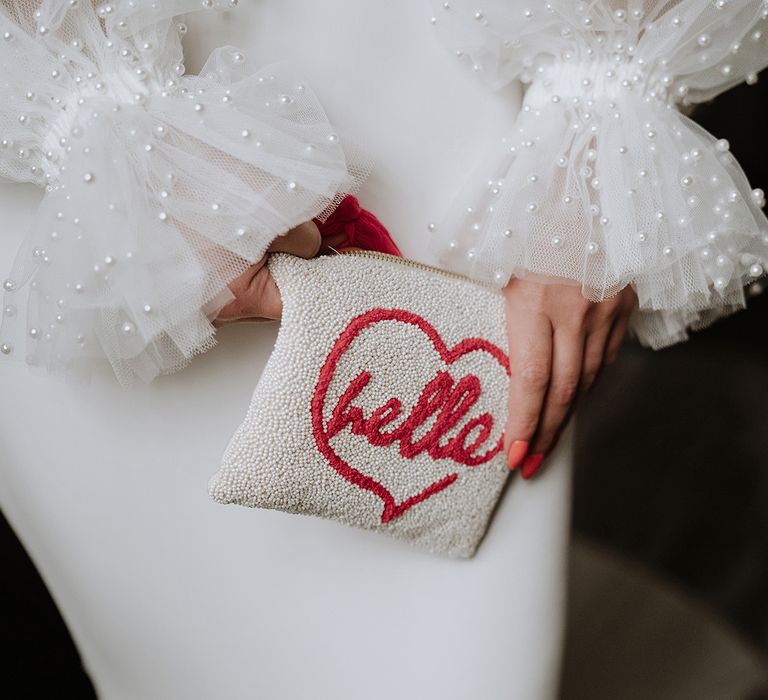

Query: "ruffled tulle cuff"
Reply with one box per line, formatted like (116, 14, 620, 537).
(431, 89, 768, 348)
(427, 0, 768, 349)
(0, 1, 369, 385)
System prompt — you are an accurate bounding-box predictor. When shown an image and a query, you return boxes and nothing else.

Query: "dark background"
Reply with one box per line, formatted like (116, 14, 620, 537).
(1, 79, 766, 698)
(573, 77, 768, 653)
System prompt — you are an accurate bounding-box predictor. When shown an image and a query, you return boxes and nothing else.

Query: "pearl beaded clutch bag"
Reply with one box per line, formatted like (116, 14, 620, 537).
(207, 250, 512, 559)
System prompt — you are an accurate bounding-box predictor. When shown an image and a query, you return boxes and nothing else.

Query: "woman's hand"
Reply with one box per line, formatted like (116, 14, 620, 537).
(213, 221, 322, 326)
(503, 277, 638, 479)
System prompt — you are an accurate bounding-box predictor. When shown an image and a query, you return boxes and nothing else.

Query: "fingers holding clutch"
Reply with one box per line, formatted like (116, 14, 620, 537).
(213, 221, 320, 326)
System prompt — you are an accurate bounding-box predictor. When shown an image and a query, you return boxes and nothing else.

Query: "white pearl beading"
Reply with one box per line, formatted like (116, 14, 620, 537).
(525, 57, 673, 107)
(40, 71, 161, 180)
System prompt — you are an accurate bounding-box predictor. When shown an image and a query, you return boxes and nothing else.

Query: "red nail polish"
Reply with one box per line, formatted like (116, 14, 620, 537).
(521, 453, 545, 480)
(506, 440, 529, 471)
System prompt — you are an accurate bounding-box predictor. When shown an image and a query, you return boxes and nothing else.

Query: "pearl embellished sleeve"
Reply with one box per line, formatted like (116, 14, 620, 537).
(428, 0, 768, 349)
(0, 0, 368, 385)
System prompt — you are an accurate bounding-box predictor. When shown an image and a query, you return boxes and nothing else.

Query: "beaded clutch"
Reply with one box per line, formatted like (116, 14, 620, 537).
(207, 250, 512, 558)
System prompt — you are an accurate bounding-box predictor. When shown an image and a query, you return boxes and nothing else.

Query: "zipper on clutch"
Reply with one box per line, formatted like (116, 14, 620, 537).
(335, 248, 501, 291)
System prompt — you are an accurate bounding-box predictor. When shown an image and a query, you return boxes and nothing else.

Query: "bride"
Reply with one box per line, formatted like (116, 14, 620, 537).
(1, 1, 766, 697)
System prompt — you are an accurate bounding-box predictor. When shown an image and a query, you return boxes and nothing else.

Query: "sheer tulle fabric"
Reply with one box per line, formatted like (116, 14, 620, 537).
(428, 0, 768, 348)
(0, 0, 368, 385)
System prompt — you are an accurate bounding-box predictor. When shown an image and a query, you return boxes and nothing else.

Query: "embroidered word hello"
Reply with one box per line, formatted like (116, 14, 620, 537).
(311, 308, 509, 523)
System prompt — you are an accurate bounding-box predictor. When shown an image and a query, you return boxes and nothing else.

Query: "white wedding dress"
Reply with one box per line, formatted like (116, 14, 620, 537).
(0, 2, 765, 699)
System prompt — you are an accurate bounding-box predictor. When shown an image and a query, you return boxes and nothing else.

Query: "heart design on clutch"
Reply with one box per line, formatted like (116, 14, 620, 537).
(310, 308, 510, 523)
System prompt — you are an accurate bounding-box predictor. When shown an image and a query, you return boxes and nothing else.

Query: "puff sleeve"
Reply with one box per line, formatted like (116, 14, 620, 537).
(427, 0, 768, 348)
(0, 0, 368, 385)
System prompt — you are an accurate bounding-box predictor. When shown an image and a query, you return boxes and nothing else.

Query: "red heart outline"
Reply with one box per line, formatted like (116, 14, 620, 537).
(310, 308, 509, 524)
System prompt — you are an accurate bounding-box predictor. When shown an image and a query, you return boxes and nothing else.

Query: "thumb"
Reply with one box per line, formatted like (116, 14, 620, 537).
(267, 221, 321, 258)
(212, 256, 282, 326)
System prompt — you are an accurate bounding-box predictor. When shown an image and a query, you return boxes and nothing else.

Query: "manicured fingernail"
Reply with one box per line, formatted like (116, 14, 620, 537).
(507, 440, 529, 471)
(521, 453, 545, 480)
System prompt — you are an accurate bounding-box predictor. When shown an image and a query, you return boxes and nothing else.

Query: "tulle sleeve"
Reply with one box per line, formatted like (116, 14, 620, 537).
(427, 0, 768, 348)
(0, 0, 368, 386)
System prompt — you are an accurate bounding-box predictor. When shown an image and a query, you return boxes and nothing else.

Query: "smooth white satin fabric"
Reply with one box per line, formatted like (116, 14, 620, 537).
(0, 3, 572, 698)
